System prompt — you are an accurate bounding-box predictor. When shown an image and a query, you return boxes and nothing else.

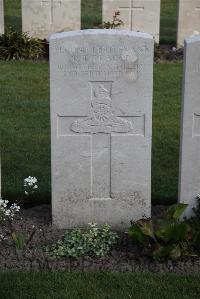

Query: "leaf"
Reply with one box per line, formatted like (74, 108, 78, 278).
(156, 221, 190, 243)
(151, 244, 182, 260)
(192, 230, 200, 251)
(128, 224, 150, 246)
(136, 219, 155, 240)
(12, 232, 26, 250)
(150, 244, 165, 260)
(167, 203, 188, 220)
(169, 244, 182, 260)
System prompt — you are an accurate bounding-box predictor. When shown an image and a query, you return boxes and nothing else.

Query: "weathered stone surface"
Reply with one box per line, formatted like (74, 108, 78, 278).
(179, 35, 200, 217)
(177, 0, 200, 47)
(103, 0, 161, 43)
(22, 0, 80, 39)
(50, 30, 153, 230)
(0, 0, 4, 34)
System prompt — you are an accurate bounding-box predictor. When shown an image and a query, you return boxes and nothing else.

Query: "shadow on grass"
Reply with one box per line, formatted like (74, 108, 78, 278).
(4, 16, 22, 32)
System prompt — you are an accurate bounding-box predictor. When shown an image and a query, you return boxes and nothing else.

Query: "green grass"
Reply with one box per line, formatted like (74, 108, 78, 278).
(0, 61, 182, 204)
(152, 62, 183, 203)
(4, 0, 22, 32)
(0, 272, 200, 299)
(4, 0, 177, 44)
(0, 61, 50, 203)
(82, 0, 102, 29)
(160, 0, 177, 44)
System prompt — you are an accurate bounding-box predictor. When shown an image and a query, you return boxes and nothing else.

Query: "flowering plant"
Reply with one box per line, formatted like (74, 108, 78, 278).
(0, 198, 20, 224)
(24, 176, 38, 196)
(0, 176, 39, 251)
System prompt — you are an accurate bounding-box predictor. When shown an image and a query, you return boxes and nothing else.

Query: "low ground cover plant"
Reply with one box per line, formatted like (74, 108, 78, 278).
(0, 29, 45, 60)
(129, 203, 192, 260)
(47, 222, 119, 258)
(188, 195, 200, 253)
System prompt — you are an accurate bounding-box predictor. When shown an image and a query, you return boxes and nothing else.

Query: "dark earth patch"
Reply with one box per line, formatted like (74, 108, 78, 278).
(1, 204, 200, 273)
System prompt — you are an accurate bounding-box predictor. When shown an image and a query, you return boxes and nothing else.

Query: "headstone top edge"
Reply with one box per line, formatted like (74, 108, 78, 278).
(49, 29, 153, 41)
(185, 35, 200, 45)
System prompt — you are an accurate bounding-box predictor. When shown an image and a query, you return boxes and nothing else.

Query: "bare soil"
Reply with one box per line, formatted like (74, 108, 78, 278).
(0, 204, 200, 273)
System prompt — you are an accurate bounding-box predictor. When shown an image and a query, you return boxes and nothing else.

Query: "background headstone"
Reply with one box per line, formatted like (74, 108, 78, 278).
(103, 0, 161, 43)
(50, 29, 153, 230)
(0, 0, 4, 34)
(22, 0, 80, 39)
(179, 35, 200, 217)
(177, 0, 200, 47)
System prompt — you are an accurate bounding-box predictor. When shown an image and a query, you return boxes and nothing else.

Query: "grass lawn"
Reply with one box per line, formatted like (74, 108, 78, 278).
(4, 0, 22, 32)
(4, 0, 177, 44)
(0, 61, 182, 204)
(82, 0, 102, 29)
(0, 272, 199, 298)
(152, 62, 182, 203)
(160, 0, 177, 44)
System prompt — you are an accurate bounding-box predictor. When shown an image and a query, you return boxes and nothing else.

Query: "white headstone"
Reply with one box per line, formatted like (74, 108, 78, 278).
(179, 35, 200, 217)
(177, 0, 200, 47)
(103, 0, 161, 43)
(0, 0, 4, 34)
(22, 0, 80, 39)
(50, 30, 153, 230)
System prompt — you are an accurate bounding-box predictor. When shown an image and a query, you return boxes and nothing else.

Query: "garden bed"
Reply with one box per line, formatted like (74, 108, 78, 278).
(1, 204, 200, 273)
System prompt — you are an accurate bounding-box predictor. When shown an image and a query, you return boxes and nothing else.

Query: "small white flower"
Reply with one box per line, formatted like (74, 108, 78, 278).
(5, 210, 11, 216)
(0, 234, 7, 241)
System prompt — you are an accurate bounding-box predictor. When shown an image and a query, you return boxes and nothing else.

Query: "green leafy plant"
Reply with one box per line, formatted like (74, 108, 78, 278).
(100, 11, 124, 29)
(47, 222, 119, 258)
(0, 28, 45, 60)
(11, 231, 26, 251)
(189, 195, 200, 252)
(129, 203, 191, 260)
(192, 194, 200, 220)
(11, 227, 37, 251)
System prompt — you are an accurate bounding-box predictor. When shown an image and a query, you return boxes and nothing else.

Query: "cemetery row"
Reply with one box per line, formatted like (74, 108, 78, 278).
(0, 0, 200, 46)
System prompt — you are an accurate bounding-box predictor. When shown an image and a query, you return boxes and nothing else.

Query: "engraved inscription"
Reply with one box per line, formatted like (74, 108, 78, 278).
(55, 44, 142, 80)
(193, 113, 200, 137)
(71, 82, 132, 134)
(188, 63, 200, 74)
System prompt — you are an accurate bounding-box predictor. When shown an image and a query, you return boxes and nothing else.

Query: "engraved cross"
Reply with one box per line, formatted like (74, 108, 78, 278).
(119, 0, 144, 30)
(41, 0, 62, 24)
(57, 81, 145, 200)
